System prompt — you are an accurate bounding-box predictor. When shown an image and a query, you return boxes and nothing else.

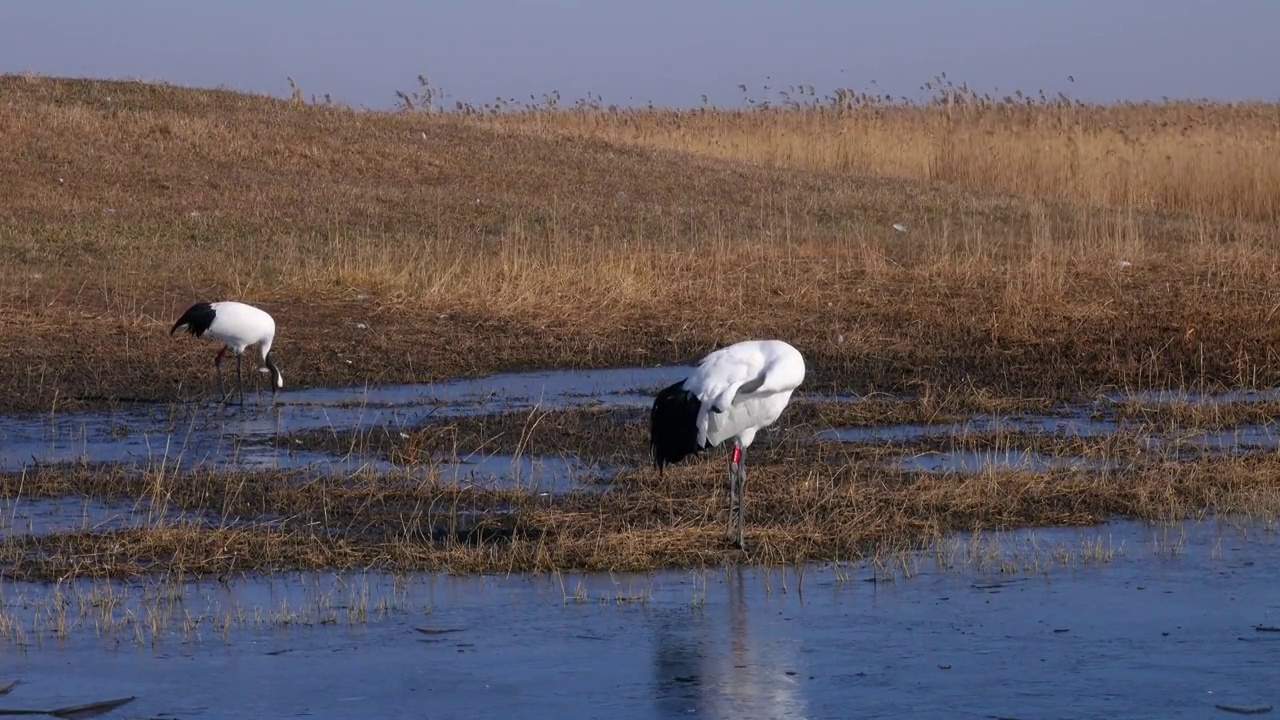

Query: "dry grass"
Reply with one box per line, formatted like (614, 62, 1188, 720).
(1, 74, 1280, 411)
(2, 447, 1278, 581)
(5, 75, 1280, 582)
(481, 79, 1280, 223)
(0, 567, 410, 648)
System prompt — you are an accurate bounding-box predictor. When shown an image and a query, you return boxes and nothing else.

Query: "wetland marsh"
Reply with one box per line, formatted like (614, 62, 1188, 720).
(3, 73, 1280, 716)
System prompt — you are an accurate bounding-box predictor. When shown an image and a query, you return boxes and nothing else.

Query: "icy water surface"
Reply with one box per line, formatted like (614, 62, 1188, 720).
(895, 448, 1116, 473)
(820, 402, 1280, 474)
(2, 518, 1277, 719)
(0, 496, 187, 537)
(2, 370, 1280, 486)
(0, 367, 693, 488)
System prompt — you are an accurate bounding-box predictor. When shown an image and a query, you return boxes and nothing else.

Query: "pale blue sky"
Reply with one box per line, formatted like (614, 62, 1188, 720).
(1, 1, 1275, 109)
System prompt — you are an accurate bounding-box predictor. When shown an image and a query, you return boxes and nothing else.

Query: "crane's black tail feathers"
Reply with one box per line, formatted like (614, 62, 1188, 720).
(171, 302, 217, 337)
(650, 380, 704, 471)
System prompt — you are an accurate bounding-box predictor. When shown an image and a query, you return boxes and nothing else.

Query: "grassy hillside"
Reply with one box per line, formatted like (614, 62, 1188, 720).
(1, 73, 1279, 410)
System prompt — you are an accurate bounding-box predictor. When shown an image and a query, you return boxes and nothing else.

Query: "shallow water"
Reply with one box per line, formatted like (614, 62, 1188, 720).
(228, 447, 603, 495)
(895, 448, 1115, 473)
(0, 367, 692, 487)
(1189, 425, 1280, 453)
(1103, 387, 1280, 406)
(2, 518, 1277, 718)
(820, 405, 1280, 473)
(817, 412, 1120, 443)
(3, 371, 1280, 482)
(0, 496, 185, 537)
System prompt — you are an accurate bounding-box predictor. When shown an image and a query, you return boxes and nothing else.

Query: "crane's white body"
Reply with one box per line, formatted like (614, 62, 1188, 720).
(649, 339, 806, 548)
(171, 300, 284, 403)
(205, 301, 278, 366)
(684, 339, 805, 451)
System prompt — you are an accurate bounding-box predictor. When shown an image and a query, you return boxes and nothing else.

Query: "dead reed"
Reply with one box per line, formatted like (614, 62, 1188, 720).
(479, 77, 1280, 223)
(2, 448, 1278, 581)
(2, 74, 1280, 410)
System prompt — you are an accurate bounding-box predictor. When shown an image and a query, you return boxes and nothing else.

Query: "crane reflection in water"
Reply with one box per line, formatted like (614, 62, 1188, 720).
(651, 568, 809, 719)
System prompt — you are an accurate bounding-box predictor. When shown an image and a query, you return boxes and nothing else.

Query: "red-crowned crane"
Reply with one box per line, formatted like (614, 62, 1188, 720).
(649, 339, 806, 548)
(170, 301, 283, 405)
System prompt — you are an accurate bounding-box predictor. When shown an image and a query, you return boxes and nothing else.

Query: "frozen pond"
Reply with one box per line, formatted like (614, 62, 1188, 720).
(1, 518, 1276, 718)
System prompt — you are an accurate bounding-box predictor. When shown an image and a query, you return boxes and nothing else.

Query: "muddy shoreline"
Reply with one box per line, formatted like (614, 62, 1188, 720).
(2, 279, 1275, 416)
(2, 365, 1280, 580)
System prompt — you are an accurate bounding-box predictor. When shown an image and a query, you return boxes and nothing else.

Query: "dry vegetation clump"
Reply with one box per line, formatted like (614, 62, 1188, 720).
(1109, 396, 1280, 429)
(281, 391, 1257, 475)
(1, 74, 1280, 411)
(283, 392, 1052, 463)
(288, 405, 650, 464)
(2, 450, 1278, 580)
(480, 78, 1280, 223)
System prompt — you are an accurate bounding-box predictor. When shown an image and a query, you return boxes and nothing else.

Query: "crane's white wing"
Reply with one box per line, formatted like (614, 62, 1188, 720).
(682, 345, 773, 447)
(684, 345, 768, 411)
(654, 340, 805, 455)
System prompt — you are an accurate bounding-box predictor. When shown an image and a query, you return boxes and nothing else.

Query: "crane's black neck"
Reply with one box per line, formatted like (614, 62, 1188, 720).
(264, 352, 283, 391)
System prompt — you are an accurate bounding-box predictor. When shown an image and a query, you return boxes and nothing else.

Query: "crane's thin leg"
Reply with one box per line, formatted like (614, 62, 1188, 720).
(732, 443, 742, 538)
(727, 443, 742, 545)
(214, 347, 228, 402)
(736, 448, 747, 549)
(236, 353, 245, 406)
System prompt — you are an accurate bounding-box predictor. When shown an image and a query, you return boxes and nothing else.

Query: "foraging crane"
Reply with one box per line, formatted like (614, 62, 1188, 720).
(649, 340, 806, 548)
(170, 300, 284, 405)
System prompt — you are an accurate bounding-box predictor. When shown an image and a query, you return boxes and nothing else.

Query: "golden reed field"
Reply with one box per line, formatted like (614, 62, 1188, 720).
(2, 73, 1280, 577)
(1, 72, 1278, 411)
